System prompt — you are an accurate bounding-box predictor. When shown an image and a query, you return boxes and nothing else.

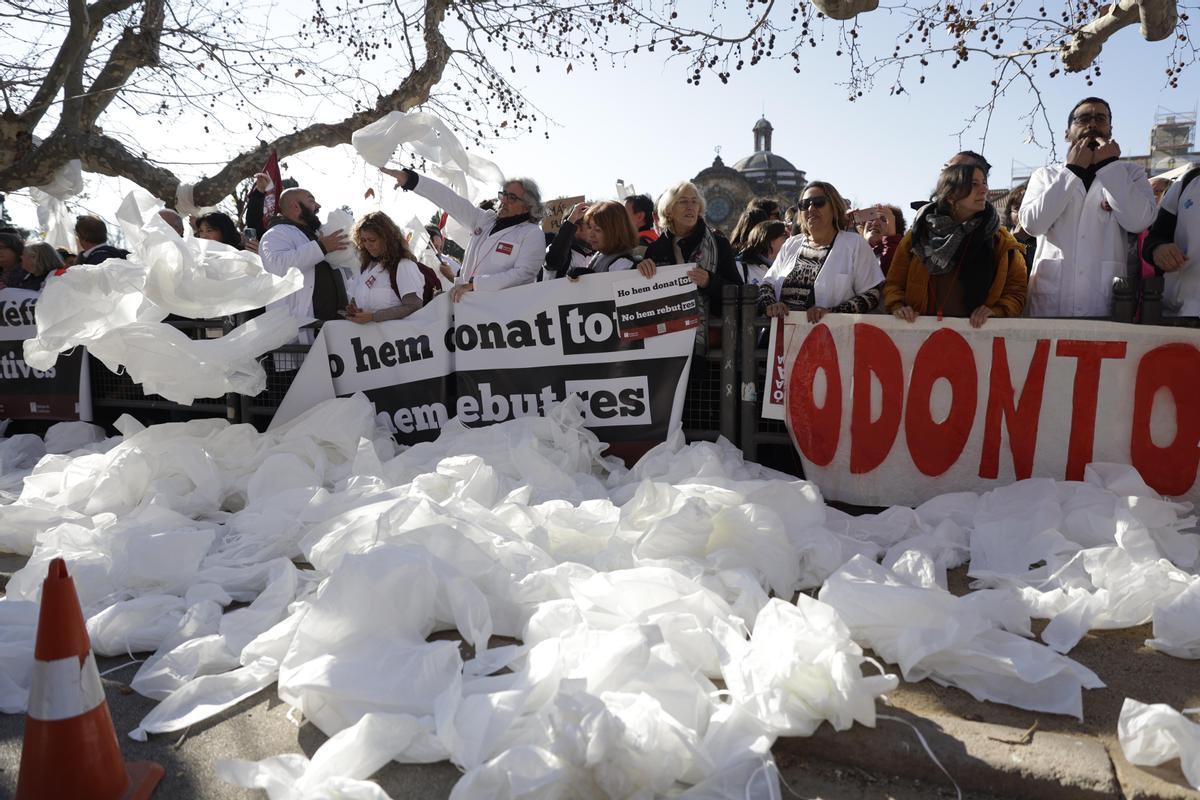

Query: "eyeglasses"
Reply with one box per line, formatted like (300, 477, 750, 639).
(497, 190, 525, 203)
(1071, 112, 1110, 126)
(799, 196, 829, 211)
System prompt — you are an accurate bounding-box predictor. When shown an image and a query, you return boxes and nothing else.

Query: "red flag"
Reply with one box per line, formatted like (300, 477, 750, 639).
(438, 211, 448, 230)
(260, 150, 283, 230)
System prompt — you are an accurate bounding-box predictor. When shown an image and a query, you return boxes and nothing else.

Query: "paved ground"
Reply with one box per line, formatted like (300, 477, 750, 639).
(1, 559, 1197, 799)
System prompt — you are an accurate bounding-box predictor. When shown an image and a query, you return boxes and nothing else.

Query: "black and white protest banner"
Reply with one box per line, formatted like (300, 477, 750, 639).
(0, 289, 90, 421)
(771, 313, 1200, 507)
(612, 267, 701, 341)
(272, 296, 454, 444)
(273, 267, 696, 454)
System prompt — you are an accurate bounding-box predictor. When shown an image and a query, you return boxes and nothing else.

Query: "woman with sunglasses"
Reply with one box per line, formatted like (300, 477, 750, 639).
(759, 182, 885, 323)
(382, 166, 545, 302)
(885, 164, 1027, 327)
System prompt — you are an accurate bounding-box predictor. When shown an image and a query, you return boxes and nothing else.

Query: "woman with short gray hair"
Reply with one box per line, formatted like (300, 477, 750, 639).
(12, 241, 64, 291)
(381, 165, 545, 302)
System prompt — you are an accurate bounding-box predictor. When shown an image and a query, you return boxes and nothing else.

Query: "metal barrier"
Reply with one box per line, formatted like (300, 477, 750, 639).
(88, 281, 1190, 453)
(89, 317, 239, 428)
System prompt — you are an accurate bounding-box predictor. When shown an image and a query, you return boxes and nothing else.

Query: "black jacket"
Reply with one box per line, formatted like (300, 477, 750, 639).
(643, 219, 742, 307)
(77, 244, 130, 266)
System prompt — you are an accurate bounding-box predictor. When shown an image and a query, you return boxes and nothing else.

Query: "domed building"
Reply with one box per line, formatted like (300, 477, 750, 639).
(693, 118, 807, 233)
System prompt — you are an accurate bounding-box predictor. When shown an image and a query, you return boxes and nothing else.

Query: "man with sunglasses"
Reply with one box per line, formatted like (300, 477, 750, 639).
(382, 166, 545, 302)
(1019, 97, 1156, 317)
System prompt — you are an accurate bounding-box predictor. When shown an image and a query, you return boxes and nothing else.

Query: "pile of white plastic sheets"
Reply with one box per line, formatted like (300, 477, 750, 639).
(1, 396, 1198, 798)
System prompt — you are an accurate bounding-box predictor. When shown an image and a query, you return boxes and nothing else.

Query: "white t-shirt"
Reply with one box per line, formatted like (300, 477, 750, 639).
(351, 259, 424, 313)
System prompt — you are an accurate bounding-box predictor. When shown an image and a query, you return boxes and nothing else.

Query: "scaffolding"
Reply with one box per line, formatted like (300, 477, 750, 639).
(1148, 106, 1199, 173)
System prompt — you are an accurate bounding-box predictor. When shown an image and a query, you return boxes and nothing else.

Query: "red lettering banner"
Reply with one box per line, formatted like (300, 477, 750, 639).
(770, 315, 1200, 506)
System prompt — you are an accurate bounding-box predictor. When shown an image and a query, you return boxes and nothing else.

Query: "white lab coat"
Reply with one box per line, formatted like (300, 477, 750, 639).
(1150, 177, 1200, 315)
(410, 173, 544, 292)
(762, 231, 884, 308)
(1019, 161, 1155, 317)
(259, 222, 324, 321)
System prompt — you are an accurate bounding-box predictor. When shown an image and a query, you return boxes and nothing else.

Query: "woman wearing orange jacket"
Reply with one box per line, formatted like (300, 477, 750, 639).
(885, 163, 1027, 327)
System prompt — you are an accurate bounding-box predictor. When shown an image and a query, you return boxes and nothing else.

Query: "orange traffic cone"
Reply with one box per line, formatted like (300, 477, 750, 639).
(16, 558, 164, 800)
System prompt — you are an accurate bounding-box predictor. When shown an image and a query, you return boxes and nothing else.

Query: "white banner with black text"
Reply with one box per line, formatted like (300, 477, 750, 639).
(273, 266, 698, 458)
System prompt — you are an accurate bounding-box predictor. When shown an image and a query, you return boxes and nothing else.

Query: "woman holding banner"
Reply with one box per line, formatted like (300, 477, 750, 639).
(565, 201, 639, 278)
(342, 212, 430, 323)
(758, 181, 885, 323)
(884, 164, 1027, 327)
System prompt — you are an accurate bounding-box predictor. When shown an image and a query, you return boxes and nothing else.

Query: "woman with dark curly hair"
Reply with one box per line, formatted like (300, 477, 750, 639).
(344, 212, 429, 323)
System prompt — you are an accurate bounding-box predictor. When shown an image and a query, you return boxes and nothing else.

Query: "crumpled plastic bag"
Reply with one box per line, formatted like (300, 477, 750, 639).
(819, 556, 1104, 719)
(720, 596, 898, 736)
(217, 712, 441, 799)
(1146, 578, 1200, 659)
(43, 421, 109, 454)
(0, 600, 39, 714)
(1118, 699, 1200, 789)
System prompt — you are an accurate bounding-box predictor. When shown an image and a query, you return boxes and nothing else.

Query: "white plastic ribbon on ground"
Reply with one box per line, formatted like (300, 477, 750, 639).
(818, 556, 1105, 719)
(1118, 699, 1200, 789)
(1, 395, 1198, 798)
(22, 188, 304, 403)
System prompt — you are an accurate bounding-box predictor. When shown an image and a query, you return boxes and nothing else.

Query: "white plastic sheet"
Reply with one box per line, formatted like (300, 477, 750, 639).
(1146, 578, 1200, 659)
(3, 396, 1198, 798)
(1118, 699, 1200, 789)
(22, 188, 304, 403)
(819, 556, 1104, 719)
(351, 110, 505, 245)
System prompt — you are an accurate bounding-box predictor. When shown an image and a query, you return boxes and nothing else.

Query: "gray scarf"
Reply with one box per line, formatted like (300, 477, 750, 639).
(912, 202, 999, 276)
(672, 222, 719, 351)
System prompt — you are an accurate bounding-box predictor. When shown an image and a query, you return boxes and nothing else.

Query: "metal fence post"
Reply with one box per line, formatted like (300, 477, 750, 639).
(1111, 277, 1134, 324)
(720, 284, 739, 444)
(739, 287, 760, 464)
(1142, 275, 1164, 325)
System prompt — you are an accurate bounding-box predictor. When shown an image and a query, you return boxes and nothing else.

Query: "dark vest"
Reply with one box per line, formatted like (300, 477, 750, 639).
(266, 217, 347, 321)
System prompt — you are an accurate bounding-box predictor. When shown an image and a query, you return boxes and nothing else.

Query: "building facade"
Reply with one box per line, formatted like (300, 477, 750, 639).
(693, 118, 807, 233)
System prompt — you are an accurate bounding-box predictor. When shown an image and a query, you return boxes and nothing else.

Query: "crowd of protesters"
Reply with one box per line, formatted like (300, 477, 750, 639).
(5, 95, 1197, 331)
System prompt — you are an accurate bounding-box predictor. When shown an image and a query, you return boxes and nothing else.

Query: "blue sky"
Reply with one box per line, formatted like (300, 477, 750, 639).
(5, 9, 1197, 233)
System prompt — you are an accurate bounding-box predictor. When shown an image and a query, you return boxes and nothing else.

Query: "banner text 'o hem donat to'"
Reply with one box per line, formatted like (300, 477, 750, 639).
(764, 313, 1200, 507)
(274, 266, 701, 457)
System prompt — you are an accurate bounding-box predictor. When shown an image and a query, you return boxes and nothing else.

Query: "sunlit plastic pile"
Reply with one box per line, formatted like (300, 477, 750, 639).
(1, 393, 1198, 798)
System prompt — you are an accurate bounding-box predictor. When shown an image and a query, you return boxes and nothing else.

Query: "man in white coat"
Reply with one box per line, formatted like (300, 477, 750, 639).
(1141, 167, 1200, 315)
(259, 188, 349, 321)
(382, 167, 544, 301)
(1019, 97, 1156, 317)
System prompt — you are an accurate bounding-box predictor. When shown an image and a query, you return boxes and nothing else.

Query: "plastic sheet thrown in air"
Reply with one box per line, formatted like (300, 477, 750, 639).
(1118, 699, 1200, 789)
(21, 188, 304, 403)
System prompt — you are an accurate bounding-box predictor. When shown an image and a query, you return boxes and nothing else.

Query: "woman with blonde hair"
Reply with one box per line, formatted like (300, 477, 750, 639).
(759, 181, 884, 323)
(637, 181, 741, 331)
(344, 211, 435, 323)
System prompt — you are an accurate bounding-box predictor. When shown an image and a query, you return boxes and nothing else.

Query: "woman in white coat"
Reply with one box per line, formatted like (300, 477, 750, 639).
(759, 181, 885, 322)
(382, 166, 545, 302)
